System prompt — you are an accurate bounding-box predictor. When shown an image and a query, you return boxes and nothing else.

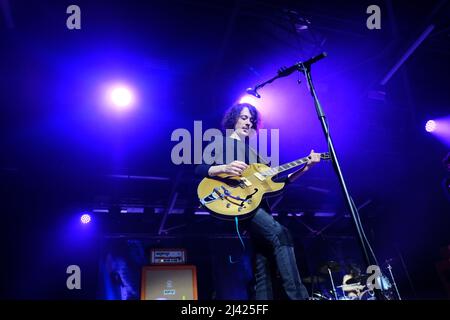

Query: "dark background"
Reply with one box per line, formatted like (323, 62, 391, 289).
(0, 0, 449, 299)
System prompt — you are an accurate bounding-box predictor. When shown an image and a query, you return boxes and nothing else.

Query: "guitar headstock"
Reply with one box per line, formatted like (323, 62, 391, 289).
(320, 152, 331, 160)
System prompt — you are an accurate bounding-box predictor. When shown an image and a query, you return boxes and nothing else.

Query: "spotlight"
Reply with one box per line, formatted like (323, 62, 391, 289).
(239, 94, 260, 107)
(425, 120, 436, 132)
(80, 213, 91, 224)
(109, 86, 134, 109)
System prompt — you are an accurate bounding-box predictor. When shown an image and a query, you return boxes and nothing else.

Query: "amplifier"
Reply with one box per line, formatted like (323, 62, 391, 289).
(150, 248, 186, 264)
(141, 265, 197, 300)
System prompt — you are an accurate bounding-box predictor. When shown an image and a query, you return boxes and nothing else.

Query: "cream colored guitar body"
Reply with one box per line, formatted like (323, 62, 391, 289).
(197, 163, 283, 218)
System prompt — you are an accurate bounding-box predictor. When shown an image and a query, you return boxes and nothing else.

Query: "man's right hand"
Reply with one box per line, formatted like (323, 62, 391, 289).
(208, 161, 248, 177)
(223, 161, 248, 176)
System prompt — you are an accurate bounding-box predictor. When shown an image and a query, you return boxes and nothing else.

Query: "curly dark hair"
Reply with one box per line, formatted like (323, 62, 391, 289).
(221, 103, 261, 132)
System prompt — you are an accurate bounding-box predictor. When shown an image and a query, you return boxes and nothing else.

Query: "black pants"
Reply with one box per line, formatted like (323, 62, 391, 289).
(249, 208, 309, 300)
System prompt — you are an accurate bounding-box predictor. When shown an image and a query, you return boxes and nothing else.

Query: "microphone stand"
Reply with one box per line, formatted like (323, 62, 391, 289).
(387, 262, 401, 300)
(327, 267, 338, 300)
(297, 56, 371, 265)
(248, 52, 380, 298)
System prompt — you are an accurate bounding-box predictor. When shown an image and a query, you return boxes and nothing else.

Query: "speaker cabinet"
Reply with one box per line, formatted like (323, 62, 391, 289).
(141, 265, 198, 300)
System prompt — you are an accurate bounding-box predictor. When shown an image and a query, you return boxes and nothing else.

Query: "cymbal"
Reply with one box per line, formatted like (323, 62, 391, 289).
(337, 283, 363, 288)
(302, 276, 325, 284)
(319, 261, 341, 274)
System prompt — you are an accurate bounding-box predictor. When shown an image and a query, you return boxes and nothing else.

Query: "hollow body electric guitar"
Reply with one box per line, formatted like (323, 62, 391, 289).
(197, 152, 330, 219)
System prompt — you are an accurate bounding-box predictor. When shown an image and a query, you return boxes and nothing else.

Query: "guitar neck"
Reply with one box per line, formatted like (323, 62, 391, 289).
(262, 153, 327, 176)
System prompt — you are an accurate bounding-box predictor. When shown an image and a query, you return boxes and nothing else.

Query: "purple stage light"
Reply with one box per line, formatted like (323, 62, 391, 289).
(239, 94, 260, 107)
(423, 117, 450, 146)
(425, 120, 436, 132)
(80, 213, 91, 224)
(109, 86, 134, 110)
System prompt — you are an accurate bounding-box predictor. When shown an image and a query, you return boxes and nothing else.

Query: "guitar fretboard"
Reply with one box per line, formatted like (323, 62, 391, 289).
(262, 157, 309, 176)
(262, 153, 328, 176)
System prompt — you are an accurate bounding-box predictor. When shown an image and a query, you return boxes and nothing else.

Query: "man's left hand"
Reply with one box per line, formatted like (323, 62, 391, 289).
(287, 149, 322, 183)
(306, 149, 321, 169)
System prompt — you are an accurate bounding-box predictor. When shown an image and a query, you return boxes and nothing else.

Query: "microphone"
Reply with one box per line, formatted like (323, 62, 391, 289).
(245, 52, 327, 99)
(278, 52, 327, 77)
(246, 87, 261, 98)
(303, 52, 327, 67)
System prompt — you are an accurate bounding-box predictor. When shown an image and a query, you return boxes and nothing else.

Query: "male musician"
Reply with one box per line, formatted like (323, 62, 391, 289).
(195, 103, 321, 300)
(341, 263, 365, 299)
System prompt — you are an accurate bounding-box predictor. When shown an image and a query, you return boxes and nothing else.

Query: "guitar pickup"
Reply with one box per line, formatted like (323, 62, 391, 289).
(240, 177, 252, 187)
(254, 173, 265, 181)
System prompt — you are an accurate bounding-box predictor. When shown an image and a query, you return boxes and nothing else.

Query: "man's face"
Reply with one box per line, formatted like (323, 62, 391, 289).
(234, 107, 254, 138)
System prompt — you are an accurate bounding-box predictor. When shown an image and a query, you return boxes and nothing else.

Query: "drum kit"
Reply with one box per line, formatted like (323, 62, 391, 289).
(305, 260, 398, 300)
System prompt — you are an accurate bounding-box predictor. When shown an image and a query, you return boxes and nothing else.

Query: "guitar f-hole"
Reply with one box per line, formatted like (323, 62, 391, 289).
(240, 188, 258, 207)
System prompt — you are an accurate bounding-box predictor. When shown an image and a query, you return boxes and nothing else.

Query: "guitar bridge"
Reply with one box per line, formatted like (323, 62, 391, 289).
(221, 186, 258, 208)
(199, 187, 224, 205)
